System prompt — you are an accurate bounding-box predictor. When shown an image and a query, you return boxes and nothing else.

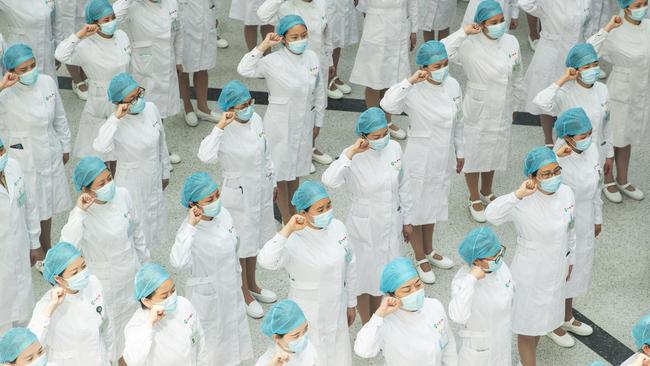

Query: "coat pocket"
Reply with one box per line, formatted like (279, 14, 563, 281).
(131, 41, 154, 77)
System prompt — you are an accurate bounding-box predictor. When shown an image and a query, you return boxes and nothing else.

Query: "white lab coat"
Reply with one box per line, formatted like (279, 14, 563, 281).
(448, 265, 514, 366)
(29, 276, 112, 365)
(519, 0, 591, 115)
(178, 0, 217, 73)
(258, 219, 357, 366)
(229, 0, 266, 26)
(588, 21, 650, 147)
(54, 31, 131, 159)
(443, 28, 523, 173)
(354, 298, 458, 366)
(554, 140, 602, 299)
(321, 141, 412, 296)
(326, 0, 359, 48)
(169, 211, 254, 366)
(59, 187, 149, 360)
(0, 75, 72, 220)
(621, 353, 646, 366)
(255, 343, 317, 366)
(53, 0, 87, 45)
(0, 159, 38, 330)
(237, 47, 325, 181)
(197, 115, 277, 258)
(0, 0, 57, 81)
(485, 187, 577, 336)
(419, 0, 457, 31)
(584, 0, 617, 39)
(123, 295, 209, 366)
(113, 0, 182, 119)
(462, 0, 519, 27)
(380, 77, 463, 225)
(533, 81, 612, 166)
(349, 0, 417, 90)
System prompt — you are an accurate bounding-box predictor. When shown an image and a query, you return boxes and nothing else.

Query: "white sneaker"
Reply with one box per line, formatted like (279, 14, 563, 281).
(528, 35, 539, 51)
(169, 153, 182, 164)
(250, 288, 278, 304)
(618, 183, 645, 201)
(415, 259, 436, 284)
(35, 260, 44, 273)
(480, 192, 496, 206)
(389, 125, 407, 140)
(310, 163, 316, 174)
(72, 81, 88, 101)
(327, 82, 344, 100)
(469, 200, 487, 223)
(216, 37, 229, 49)
(312, 148, 333, 165)
(602, 182, 623, 203)
(246, 300, 264, 319)
(426, 251, 454, 269)
(196, 109, 221, 123)
(562, 318, 593, 336)
(546, 330, 576, 348)
(333, 77, 352, 94)
(184, 111, 199, 127)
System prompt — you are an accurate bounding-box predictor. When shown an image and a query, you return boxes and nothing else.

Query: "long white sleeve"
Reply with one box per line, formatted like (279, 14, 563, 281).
(14, 163, 42, 249)
(453, 95, 465, 159)
(112, 0, 131, 24)
(258, 233, 289, 271)
(59, 207, 86, 248)
(517, 0, 543, 18)
(256, 0, 283, 24)
(485, 192, 518, 226)
(398, 158, 413, 225)
(532, 82, 561, 115)
(442, 28, 469, 64)
(52, 87, 71, 154)
(169, 222, 197, 272)
(122, 321, 154, 366)
(263, 133, 277, 188)
(125, 191, 150, 264)
(602, 105, 614, 159)
(345, 245, 358, 308)
(593, 188, 603, 225)
(173, 14, 183, 66)
(93, 115, 120, 154)
(197, 127, 224, 164)
(407, 0, 418, 33)
(54, 33, 83, 65)
(566, 194, 577, 265)
(448, 273, 477, 325)
(157, 114, 172, 180)
(237, 47, 267, 79)
(312, 56, 327, 128)
(321, 150, 352, 188)
(440, 313, 458, 366)
(27, 298, 52, 344)
(510, 0, 520, 19)
(586, 29, 610, 62)
(193, 314, 209, 366)
(354, 314, 384, 359)
(380, 79, 411, 115)
(510, 41, 525, 112)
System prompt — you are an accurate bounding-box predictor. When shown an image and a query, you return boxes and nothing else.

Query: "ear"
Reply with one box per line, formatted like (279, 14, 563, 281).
(643, 344, 650, 354)
(54, 275, 66, 287)
(141, 298, 152, 309)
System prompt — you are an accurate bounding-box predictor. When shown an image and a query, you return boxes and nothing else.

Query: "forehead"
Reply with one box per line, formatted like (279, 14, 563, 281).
(285, 24, 307, 36)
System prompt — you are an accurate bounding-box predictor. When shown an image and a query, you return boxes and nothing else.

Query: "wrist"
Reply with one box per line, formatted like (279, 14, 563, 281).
(514, 190, 523, 200)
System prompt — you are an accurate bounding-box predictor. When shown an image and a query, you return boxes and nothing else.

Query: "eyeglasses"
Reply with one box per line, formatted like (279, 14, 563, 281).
(122, 87, 145, 105)
(233, 98, 255, 111)
(537, 166, 562, 180)
(492, 246, 506, 263)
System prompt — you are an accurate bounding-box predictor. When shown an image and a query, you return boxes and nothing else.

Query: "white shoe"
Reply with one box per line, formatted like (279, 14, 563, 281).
(35, 260, 44, 273)
(312, 148, 333, 164)
(184, 111, 199, 127)
(246, 300, 264, 319)
(169, 153, 182, 164)
(426, 251, 454, 269)
(415, 259, 436, 284)
(333, 77, 352, 94)
(216, 37, 229, 49)
(562, 317, 593, 336)
(310, 163, 316, 174)
(389, 125, 407, 140)
(598, 69, 607, 79)
(196, 109, 221, 123)
(618, 182, 645, 201)
(480, 192, 496, 206)
(469, 200, 487, 223)
(251, 288, 278, 303)
(602, 182, 623, 203)
(528, 35, 539, 51)
(546, 331, 576, 348)
(327, 80, 344, 99)
(72, 81, 88, 101)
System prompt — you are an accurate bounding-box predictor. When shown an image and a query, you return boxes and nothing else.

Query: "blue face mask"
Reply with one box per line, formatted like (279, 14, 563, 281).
(201, 199, 222, 218)
(0, 153, 7, 172)
(94, 181, 116, 202)
(368, 134, 390, 150)
(486, 259, 503, 273)
(66, 268, 90, 291)
(629, 6, 649, 21)
(311, 209, 333, 229)
(287, 39, 308, 55)
(400, 288, 425, 311)
(157, 291, 178, 313)
(486, 21, 507, 39)
(539, 174, 562, 193)
(287, 335, 309, 353)
(580, 67, 600, 85)
(28, 354, 48, 366)
(430, 66, 449, 83)
(19, 68, 39, 86)
(99, 20, 118, 36)
(129, 96, 146, 114)
(236, 105, 255, 121)
(574, 136, 592, 151)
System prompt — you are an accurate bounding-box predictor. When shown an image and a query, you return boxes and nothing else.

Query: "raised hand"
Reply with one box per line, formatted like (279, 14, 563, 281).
(515, 179, 537, 199)
(376, 296, 401, 318)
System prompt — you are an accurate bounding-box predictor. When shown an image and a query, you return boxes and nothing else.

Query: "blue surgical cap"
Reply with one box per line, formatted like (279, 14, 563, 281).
(474, 0, 504, 23)
(554, 107, 592, 138)
(107, 72, 138, 103)
(180, 172, 219, 208)
(617, 0, 635, 8)
(2, 43, 35, 70)
(73, 156, 108, 192)
(632, 313, 650, 349)
(276, 15, 307, 36)
(291, 180, 329, 212)
(458, 226, 502, 265)
(0, 136, 4, 148)
(523, 146, 558, 176)
(85, 0, 114, 24)
(565, 43, 599, 69)
(380, 257, 419, 293)
(261, 300, 307, 337)
(43, 242, 81, 285)
(416, 41, 448, 66)
(355, 107, 388, 136)
(134, 263, 170, 300)
(588, 362, 606, 366)
(0, 328, 38, 363)
(218, 80, 252, 111)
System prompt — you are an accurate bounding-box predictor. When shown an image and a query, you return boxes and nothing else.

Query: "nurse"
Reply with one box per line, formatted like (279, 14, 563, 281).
(350, 0, 418, 140)
(0, 43, 73, 258)
(229, 0, 274, 51)
(60, 156, 149, 360)
(448, 227, 514, 366)
(380, 41, 461, 283)
(170, 172, 254, 365)
(588, 6, 649, 202)
(624, 314, 650, 366)
(54, 0, 131, 172)
(124, 263, 208, 365)
(322, 107, 412, 324)
(53, 0, 89, 100)
(178, 0, 220, 127)
(518, 0, 591, 146)
(30, 242, 112, 365)
(197, 80, 278, 318)
(462, 0, 519, 31)
(237, 15, 326, 224)
(0, 327, 55, 366)
(354, 257, 458, 365)
(256, 300, 318, 366)
(93, 72, 172, 251)
(0, 136, 41, 335)
(325, 0, 357, 99)
(258, 181, 357, 366)
(485, 147, 576, 366)
(419, 0, 457, 40)
(442, 1, 523, 223)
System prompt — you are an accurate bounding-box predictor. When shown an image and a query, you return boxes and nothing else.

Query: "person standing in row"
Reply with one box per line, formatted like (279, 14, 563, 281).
(53, 0, 89, 100)
(419, 0, 457, 40)
(325, 0, 357, 99)
(229, 0, 274, 51)
(462, 0, 519, 32)
(0, 327, 56, 366)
